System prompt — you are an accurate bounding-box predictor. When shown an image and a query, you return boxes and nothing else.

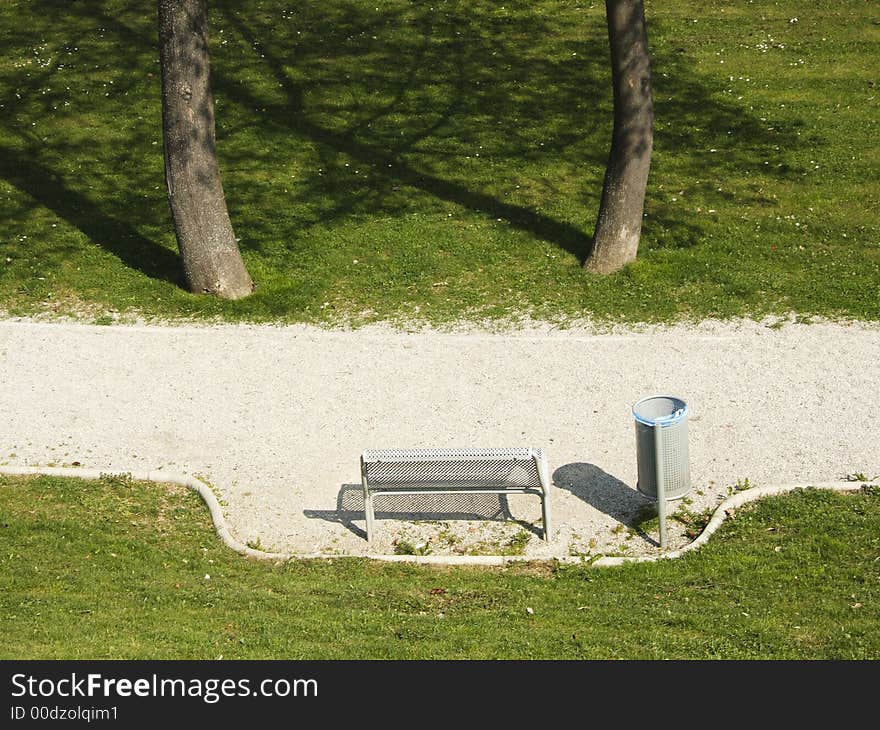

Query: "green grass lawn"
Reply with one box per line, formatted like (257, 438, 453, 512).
(0, 0, 877, 326)
(1, 474, 877, 659)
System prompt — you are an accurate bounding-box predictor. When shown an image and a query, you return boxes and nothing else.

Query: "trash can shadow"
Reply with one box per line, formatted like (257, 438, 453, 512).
(552, 462, 651, 525)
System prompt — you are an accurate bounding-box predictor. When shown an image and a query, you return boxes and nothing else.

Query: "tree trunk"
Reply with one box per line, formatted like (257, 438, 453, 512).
(585, 0, 654, 274)
(158, 0, 253, 298)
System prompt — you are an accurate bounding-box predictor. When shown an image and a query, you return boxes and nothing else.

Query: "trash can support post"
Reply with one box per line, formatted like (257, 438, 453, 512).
(654, 422, 668, 549)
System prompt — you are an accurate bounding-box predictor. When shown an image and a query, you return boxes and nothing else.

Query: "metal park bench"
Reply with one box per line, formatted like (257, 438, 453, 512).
(359, 447, 552, 544)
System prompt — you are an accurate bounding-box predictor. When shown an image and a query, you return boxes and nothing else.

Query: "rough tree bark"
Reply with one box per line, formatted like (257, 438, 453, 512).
(158, 0, 253, 298)
(585, 0, 654, 274)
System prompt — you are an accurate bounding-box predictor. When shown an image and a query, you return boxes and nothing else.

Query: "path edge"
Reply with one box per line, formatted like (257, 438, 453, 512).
(1, 465, 876, 567)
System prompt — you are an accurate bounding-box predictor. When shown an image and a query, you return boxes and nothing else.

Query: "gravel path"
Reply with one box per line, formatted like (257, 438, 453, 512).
(1, 316, 877, 560)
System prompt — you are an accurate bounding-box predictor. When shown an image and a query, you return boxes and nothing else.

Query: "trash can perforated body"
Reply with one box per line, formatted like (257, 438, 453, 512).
(633, 395, 691, 501)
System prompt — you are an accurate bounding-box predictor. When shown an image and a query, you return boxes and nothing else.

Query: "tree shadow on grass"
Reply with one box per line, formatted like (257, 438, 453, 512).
(215, 3, 598, 261)
(1, 1, 809, 286)
(0, 2, 180, 286)
(0, 145, 181, 284)
(212, 2, 807, 259)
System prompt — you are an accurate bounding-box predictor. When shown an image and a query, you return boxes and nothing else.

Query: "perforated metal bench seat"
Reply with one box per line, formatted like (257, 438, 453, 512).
(360, 447, 552, 543)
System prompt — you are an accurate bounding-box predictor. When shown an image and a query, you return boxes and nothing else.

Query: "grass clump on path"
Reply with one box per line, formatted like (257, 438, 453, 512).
(0, 0, 878, 326)
(1, 474, 878, 659)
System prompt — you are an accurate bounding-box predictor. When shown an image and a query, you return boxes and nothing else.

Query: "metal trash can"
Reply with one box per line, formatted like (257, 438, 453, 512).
(633, 395, 691, 502)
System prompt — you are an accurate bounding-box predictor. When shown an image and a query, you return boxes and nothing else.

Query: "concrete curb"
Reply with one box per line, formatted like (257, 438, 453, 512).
(590, 481, 877, 567)
(1, 465, 876, 567)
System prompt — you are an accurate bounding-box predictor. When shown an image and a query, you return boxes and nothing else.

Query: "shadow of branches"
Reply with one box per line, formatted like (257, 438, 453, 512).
(0, 0, 808, 283)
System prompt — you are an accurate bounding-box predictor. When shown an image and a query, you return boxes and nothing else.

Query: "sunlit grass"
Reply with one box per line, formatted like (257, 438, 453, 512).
(1, 474, 878, 659)
(0, 0, 877, 326)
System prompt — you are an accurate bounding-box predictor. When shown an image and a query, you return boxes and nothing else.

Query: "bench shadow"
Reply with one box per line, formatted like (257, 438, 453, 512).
(553, 462, 655, 532)
(304, 484, 542, 540)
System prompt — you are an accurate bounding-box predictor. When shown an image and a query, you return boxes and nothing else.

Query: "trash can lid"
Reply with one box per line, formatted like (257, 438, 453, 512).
(632, 395, 688, 427)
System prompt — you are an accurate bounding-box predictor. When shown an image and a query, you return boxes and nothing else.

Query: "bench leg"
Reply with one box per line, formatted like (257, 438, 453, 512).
(535, 452, 553, 542)
(541, 492, 552, 542)
(364, 490, 375, 543)
(361, 455, 375, 543)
